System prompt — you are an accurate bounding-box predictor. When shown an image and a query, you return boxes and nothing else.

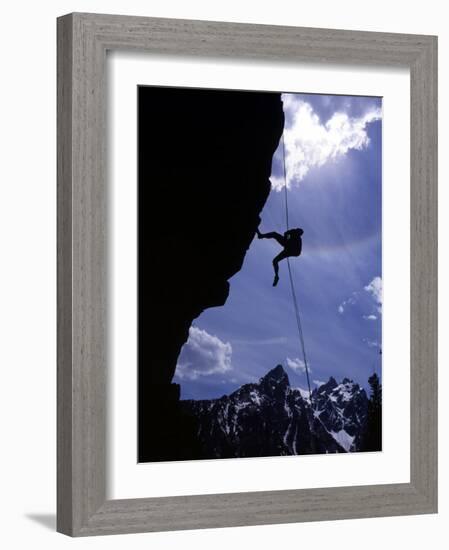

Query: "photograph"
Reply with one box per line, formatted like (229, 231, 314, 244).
(138, 85, 382, 462)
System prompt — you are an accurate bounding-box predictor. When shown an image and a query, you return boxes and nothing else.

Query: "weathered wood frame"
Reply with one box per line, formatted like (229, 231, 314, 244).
(57, 12, 438, 536)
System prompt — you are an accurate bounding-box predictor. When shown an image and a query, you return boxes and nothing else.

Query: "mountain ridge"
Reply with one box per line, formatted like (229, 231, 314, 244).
(180, 364, 369, 459)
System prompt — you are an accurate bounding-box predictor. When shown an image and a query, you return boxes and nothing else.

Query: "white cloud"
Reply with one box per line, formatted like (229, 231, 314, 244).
(269, 175, 285, 191)
(286, 356, 311, 374)
(313, 379, 325, 387)
(364, 276, 382, 313)
(175, 326, 232, 380)
(272, 94, 382, 190)
(339, 277, 382, 317)
(338, 293, 358, 315)
(364, 338, 381, 349)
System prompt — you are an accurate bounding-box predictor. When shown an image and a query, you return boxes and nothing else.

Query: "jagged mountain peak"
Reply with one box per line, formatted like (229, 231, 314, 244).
(260, 364, 289, 384)
(315, 376, 338, 393)
(181, 365, 369, 459)
(259, 364, 290, 397)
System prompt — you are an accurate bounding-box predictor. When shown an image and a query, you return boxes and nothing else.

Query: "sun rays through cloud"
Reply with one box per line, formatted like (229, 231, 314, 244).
(270, 94, 382, 191)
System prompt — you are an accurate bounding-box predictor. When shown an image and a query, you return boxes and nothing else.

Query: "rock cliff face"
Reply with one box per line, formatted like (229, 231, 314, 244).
(138, 87, 284, 461)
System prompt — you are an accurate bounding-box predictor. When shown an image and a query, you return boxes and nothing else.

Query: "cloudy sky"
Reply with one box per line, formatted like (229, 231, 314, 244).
(174, 92, 382, 400)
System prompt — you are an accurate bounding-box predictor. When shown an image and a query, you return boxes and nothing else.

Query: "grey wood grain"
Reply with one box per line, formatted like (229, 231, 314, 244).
(57, 13, 74, 536)
(57, 12, 438, 537)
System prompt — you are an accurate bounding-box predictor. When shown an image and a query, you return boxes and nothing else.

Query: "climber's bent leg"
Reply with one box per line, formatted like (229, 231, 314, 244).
(272, 250, 289, 287)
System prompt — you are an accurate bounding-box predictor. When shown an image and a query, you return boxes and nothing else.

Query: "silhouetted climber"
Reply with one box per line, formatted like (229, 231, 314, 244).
(257, 227, 303, 286)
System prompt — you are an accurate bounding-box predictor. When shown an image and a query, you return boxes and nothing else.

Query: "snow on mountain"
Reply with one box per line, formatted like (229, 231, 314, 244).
(293, 387, 311, 401)
(180, 365, 368, 459)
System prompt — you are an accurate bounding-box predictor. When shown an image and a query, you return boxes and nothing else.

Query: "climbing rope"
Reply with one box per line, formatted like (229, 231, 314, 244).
(281, 134, 313, 403)
(281, 134, 290, 231)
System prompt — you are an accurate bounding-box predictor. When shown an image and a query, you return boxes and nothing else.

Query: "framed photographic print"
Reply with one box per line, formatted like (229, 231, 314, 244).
(57, 13, 437, 536)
